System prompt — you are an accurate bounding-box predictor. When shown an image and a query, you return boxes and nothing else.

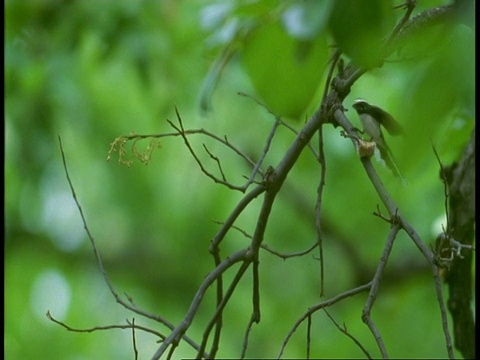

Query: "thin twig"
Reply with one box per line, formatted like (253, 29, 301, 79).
(315, 125, 327, 296)
(168, 108, 246, 191)
(384, 0, 417, 46)
(196, 261, 251, 359)
(306, 314, 311, 359)
(57, 136, 209, 358)
(237, 91, 319, 158)
(109, 127, 257, 178)
(323, 309, 372, 359)
(58, 136, 114, 294)
(209, 185, 266, 252)
(261, 242, 318, 259)
(278, 283, 372, 358)
(241, 316, 256, 359)
(432, 143, 450, 229)
(362, 224, 401, 358)
(131, 318, 138, 360)
(213, 220, 319, 259)
(46, 311, 164, 340)
(151, 249, 250, 359)
(245, 117, 281, 186)
(203, 143, 228, 182)
(432, 264, 455, 359)
(210, 250, 223, 359)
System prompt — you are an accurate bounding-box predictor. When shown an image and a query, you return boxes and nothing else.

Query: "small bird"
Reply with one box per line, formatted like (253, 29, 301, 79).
(352, 99, 404, 180)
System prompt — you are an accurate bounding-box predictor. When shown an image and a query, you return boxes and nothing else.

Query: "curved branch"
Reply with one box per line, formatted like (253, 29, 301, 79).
(278, 283, 372, 358)
(151, 249, 250, 359)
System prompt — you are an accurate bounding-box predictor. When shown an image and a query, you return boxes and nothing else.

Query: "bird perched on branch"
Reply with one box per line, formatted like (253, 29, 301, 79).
(352, 99, 404, 181)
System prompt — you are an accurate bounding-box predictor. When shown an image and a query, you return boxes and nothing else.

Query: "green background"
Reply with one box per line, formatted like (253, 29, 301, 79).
(5, 0, 474, 359)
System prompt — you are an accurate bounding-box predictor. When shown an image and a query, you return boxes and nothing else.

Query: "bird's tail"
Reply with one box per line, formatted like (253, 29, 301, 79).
(378, 144, 406, 185)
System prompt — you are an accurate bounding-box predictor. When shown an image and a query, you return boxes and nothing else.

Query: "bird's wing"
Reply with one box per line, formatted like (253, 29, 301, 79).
(370, 105, 404, 136)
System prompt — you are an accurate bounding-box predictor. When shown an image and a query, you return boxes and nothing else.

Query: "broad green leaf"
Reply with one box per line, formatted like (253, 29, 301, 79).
(241, 20, 329, 119)
(402, 23, 474, 164)
(329, 0, 394, 68)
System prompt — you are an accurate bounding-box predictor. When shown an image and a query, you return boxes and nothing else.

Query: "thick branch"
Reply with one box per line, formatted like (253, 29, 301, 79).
(445, 130, 475, 359)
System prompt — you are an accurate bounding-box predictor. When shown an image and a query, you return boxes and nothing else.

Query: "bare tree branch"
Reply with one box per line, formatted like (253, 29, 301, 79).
(324, 309, 372, 359)
(362, 224, 402, 358)
(52, 2, 472, 359)
(151, 249, 250, 359)
(278, 283, 372, 358)
(46, 311, 163, 340)
(57, 136, 209, 358)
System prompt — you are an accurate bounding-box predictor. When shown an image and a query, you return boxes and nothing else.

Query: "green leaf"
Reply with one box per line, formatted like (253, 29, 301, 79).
(240, 20, 329, 119)
(329, 0, 394, 68)
(402, 23, 474, 164)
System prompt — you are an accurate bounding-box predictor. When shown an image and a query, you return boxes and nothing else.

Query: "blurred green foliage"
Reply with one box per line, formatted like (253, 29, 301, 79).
(5, 0, 474, 359)
(329, 0, 395, 68)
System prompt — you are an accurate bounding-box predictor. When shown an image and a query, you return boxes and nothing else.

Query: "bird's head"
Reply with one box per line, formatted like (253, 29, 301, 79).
(352, 99, 370, 114)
